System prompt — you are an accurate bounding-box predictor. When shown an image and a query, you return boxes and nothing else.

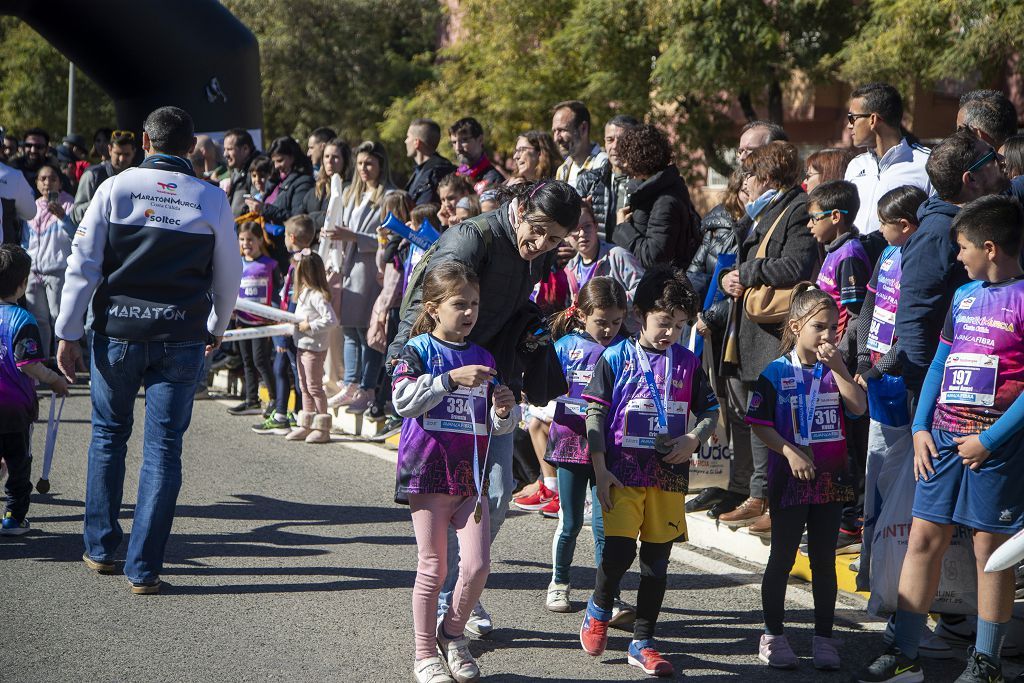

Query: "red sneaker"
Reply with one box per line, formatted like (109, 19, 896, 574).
(579, 599, 611, 656)
(628, 639, 674, 677)
(514, 482, 555, 511)
(540, 493, 560, 518)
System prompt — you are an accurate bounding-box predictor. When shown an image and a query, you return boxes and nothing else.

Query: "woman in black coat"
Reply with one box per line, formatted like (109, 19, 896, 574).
(712, 141, 818, 532)
(245, 136, 315, 269)
(612, 124, 700, 269)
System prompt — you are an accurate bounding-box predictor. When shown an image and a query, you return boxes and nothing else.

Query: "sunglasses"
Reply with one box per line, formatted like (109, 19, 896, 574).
(810, 209, 848, 221)
(847, 112, 871, 125)
(966, 148, 997, 174)
(112, 130, 137, 142)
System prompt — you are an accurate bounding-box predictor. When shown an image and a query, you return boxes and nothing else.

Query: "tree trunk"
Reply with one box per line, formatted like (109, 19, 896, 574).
(738, 91, 758, 122)
(767, 80, 783, 124)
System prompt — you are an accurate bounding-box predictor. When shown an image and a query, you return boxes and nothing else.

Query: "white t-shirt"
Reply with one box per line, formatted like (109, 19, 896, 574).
(845, 138, 933, 233)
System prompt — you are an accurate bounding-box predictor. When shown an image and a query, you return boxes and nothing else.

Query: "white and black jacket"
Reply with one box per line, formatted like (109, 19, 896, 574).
(55, 154, 242, 343)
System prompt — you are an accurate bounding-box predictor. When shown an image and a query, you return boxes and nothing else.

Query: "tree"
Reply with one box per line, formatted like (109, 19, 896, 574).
(222, 0, 442, 158)
(651, 0, 862, 176)
(381, 0, 660, 167)
(835, 0, 1024, 97)
(0, 18, 115, 142)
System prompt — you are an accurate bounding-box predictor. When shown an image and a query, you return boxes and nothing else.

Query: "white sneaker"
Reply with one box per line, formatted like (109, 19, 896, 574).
(463, 601, 492, 638)
(436, 625, 480, 683)
(546, 582, 571, 612)
(883, 617, 954, 659)
(414, 656, 454, 683)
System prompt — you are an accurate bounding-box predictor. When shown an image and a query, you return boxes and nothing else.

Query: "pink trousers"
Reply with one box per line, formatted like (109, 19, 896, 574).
(408, 493, 491, 660)
(295, 349, 327, 414)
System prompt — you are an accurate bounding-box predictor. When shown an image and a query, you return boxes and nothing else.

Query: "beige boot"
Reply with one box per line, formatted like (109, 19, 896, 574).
(305, 413, 332, 444)
(285, 411, 313, 441)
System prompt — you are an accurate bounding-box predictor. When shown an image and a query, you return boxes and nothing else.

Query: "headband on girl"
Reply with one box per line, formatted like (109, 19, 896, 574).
(529, 181, 547, 198)
(292, 248, 312, 261)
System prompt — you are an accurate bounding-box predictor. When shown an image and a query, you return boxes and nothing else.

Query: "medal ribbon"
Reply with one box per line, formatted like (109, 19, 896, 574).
(635, 340, 672, 434)
(789, 349, 823, 446)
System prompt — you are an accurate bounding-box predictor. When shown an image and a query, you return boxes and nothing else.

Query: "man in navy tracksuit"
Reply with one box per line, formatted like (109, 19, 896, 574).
(55, 107, 241, 594)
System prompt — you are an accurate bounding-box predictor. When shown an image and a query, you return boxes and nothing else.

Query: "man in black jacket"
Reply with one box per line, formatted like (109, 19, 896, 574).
(223, 128, 259, 217)
(405, 118, 456, 206)
(577, 114, 639, 242)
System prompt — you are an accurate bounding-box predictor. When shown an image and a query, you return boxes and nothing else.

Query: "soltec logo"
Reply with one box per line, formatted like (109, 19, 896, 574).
(157, 181, 178, 194)
(144, 209, 181, 226)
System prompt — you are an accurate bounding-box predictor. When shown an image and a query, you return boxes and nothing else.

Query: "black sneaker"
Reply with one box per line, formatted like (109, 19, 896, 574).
(707, 491, 747, 519)
(228, 401, 263, 416)
(955, 647, 1003, 683)
(686, 487, 727, 513)
(852, 647, 923, 682)
(836, 528, 863, 555)
(251, 415, 291, 435)
(262, 402, 275, 419)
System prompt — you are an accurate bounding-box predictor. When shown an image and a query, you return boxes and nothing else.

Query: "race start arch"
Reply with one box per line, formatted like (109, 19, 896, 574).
(0, 0, 263, 146)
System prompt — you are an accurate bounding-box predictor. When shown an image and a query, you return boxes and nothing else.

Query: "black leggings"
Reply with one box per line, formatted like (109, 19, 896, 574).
(594, 536, 673, 641)
(237, 336, 275, 404)
(762, 501, 842, 637)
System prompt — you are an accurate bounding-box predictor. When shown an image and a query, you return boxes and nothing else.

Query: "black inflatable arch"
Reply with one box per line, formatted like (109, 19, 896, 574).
(0, 0, 262, 139)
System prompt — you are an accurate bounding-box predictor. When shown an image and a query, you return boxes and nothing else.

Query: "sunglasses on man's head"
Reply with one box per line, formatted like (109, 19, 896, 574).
(111, 130, 136, 142)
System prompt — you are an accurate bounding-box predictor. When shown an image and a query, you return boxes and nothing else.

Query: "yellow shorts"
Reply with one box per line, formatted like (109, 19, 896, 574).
(603, 486, 687, 544)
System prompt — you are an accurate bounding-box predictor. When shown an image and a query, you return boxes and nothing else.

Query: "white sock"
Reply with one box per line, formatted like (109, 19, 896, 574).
(544, 476, 557, 492)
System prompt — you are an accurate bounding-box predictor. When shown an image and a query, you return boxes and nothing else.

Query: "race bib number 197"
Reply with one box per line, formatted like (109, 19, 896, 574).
(940, 352, 998, 407)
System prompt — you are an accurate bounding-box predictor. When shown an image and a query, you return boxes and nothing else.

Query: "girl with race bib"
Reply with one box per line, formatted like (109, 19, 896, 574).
(229, 221, 280, 417)
(392, 262, 518, 683)
(544, 277, 633, 622)
(579, 267, 719, 678)
(744, 284, 866, 671)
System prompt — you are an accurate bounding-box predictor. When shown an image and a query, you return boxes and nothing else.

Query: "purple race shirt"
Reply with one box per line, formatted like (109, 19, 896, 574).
(815, 233, 870, 340)
(866, 245, 901, 363)
(236, 255, 278, 325)
(933, 278, 1024, 435)
(583, 338, 718, 492)
(547, 332, 616, 466)
(393, 334, 496, 501)
(745, 355, 855, 508)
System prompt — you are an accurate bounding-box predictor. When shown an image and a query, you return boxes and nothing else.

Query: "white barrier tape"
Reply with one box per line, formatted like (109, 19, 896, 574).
(234, 298, 300, 324)
(41, 392, 64, 480)
(222, 323, 295, 342)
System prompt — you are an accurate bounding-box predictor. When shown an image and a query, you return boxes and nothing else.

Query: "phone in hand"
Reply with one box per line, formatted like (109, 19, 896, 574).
(47, 191, 59, 203)
(243, 193, 253, 201)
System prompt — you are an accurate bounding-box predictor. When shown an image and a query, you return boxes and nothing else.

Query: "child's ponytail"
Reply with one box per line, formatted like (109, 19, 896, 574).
(778, 283, 838, 354)
(549, 276, 628, 340)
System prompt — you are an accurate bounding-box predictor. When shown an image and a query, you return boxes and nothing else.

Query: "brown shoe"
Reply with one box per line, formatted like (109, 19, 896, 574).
(82, 552, 115, 575)
(718, 497, 767, 528)
(748, 512, 772, 537)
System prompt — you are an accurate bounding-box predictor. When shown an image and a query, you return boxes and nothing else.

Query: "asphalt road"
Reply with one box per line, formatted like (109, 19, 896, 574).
(0, 384, 996, 682)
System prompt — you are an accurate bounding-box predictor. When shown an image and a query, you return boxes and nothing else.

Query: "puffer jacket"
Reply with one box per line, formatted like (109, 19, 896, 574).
(576, 164, 616, 241)
(612, 165, 700, 269)
(388, 200, 557, 386)
(262, 170, 315, 225)
(685, 204, 738, 302)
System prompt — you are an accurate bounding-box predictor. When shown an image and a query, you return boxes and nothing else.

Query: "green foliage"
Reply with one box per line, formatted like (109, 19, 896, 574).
(652, 0, 861, 176)
(222, 0, 442, 159)
(0, 18, 115, 140)
(837, 0, 1024, 96)
(381, 0, 660, 166)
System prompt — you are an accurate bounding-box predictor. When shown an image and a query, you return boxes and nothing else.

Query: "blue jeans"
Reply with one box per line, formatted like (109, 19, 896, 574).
(551, 463, 605, 585)
(83, 332, 205, 584)
(342, 326, 383, 389)
(438, 430, 514, 615)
